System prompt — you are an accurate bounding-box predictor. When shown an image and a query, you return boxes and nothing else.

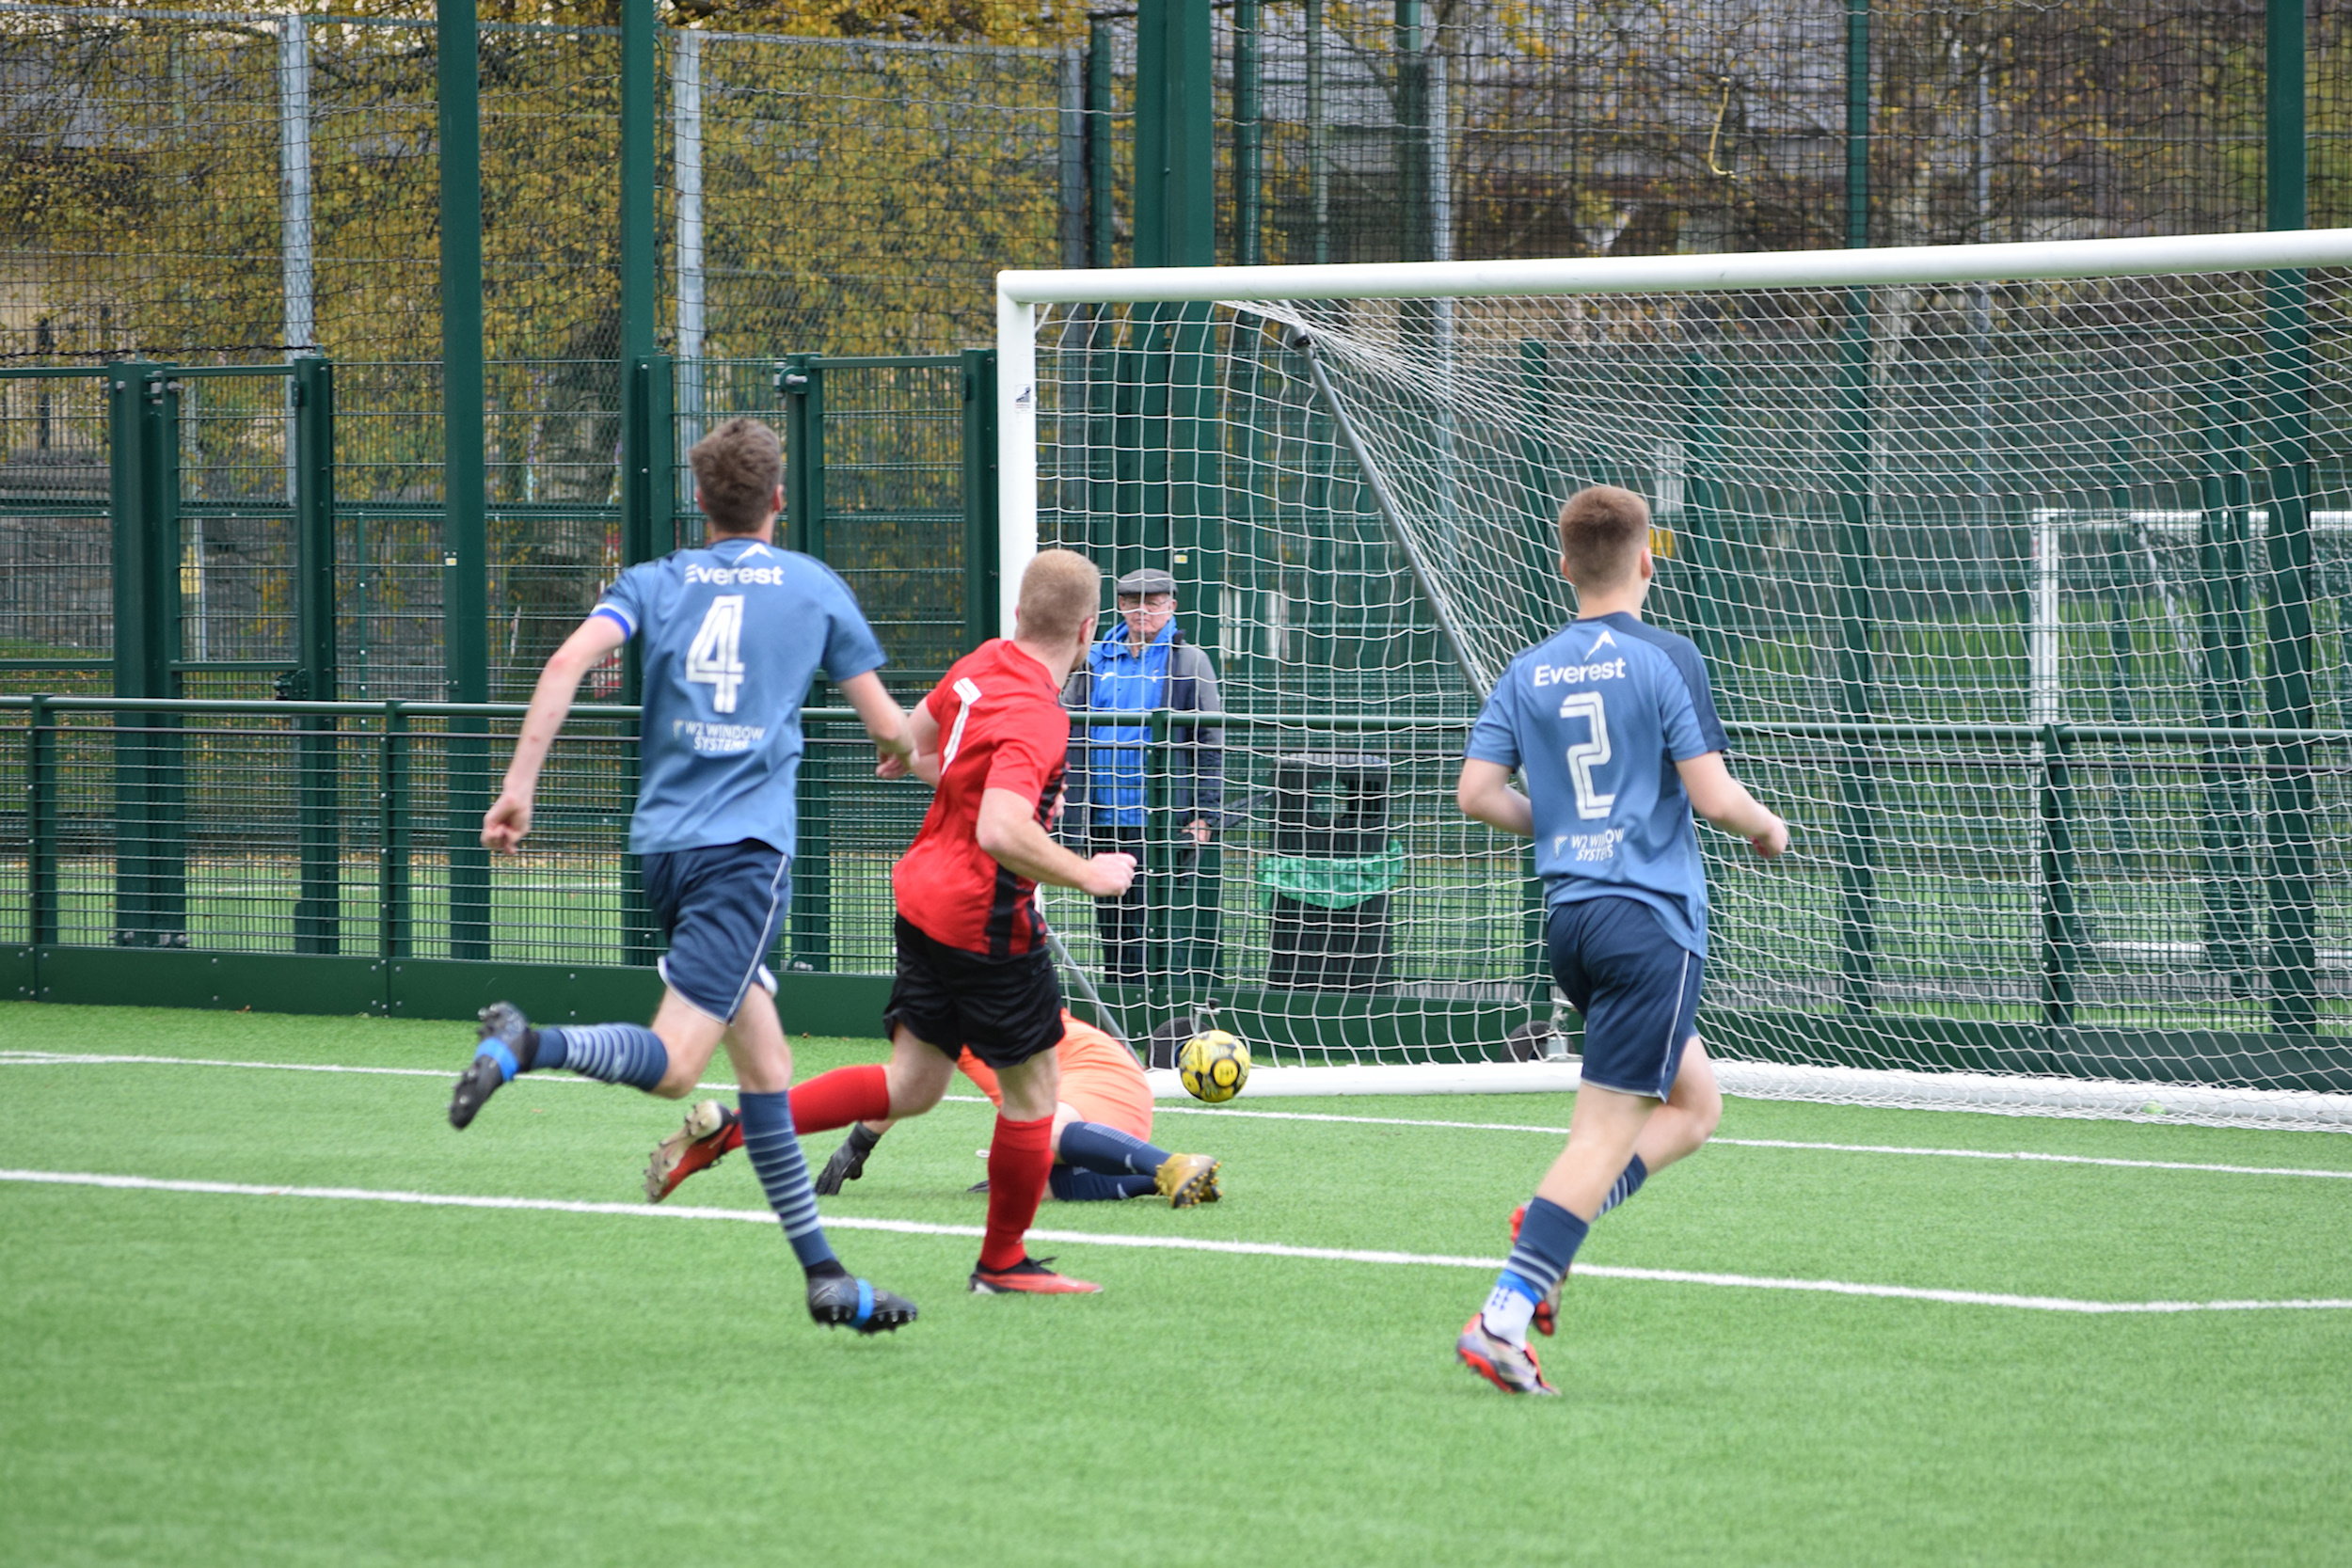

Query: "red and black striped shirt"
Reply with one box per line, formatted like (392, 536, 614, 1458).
(893, 639, 1070, 959)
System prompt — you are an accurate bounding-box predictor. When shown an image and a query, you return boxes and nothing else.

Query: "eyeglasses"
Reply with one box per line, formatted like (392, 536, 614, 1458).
(1117, 595, 1177, 610)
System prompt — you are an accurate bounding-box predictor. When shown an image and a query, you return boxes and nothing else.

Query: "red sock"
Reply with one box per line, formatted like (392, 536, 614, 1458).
(787, 1064, 892, 1134)
(978, 1113, 1054, 1273)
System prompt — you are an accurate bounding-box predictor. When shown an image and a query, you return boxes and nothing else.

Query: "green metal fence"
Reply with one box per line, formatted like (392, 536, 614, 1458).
(4, 694, 2344, 1085)
(0, 352, 998, 705)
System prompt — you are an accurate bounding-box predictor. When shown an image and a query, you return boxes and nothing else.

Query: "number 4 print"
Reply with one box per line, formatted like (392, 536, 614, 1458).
(686, 594, 747, 713)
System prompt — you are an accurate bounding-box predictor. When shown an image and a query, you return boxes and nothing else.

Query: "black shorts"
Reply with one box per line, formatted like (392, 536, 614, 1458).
(883, 914, 1066, 1070)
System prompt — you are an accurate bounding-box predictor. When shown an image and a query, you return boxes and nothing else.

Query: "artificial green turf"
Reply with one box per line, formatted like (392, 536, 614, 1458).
(3, 1002, 2349, 1567)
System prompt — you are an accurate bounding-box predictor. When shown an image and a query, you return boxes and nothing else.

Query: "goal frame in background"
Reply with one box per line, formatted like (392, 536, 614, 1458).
(993, 230, 2352, 1128)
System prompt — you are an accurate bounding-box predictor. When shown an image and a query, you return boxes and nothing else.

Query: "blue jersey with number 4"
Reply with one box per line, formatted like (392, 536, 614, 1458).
(1465, 611, 1728, 957)
(594, 536, 886, 856)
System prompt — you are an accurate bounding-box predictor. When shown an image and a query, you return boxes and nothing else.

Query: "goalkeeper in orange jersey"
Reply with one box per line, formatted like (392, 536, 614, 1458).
(644, 1008, 1222, 1208)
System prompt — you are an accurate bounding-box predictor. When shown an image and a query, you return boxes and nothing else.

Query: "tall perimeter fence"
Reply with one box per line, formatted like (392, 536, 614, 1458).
(0, 2, 2346, 1101)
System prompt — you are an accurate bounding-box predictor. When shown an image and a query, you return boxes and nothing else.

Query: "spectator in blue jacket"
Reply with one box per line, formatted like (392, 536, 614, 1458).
(1061, 567, 1224, 989)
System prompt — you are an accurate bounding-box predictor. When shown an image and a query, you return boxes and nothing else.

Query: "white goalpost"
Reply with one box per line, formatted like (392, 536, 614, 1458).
(997, 230, 2352, 1129)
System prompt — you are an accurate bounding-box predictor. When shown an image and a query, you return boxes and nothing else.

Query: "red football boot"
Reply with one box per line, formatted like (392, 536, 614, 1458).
(968, 1255, 1103, 1294)
(644, 1100, 743, 1203)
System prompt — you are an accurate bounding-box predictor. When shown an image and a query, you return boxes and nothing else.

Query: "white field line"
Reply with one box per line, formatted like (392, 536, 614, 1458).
(7, 1053, 2350, 1183)
(0, 1051, 596, 1083)
(1136, 1102, 2352, 1181)
(5, 1166, 2347, 1317)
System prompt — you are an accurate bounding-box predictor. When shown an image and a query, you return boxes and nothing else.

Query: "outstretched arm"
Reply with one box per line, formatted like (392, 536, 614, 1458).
(1675, 752, 1790, 859)
(483, 614, 628, 853)
(837, 669, 916, 779)
(1455, 757, 1534, 838)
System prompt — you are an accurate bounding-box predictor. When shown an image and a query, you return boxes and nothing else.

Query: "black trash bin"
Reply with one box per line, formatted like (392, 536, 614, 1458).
(1270, 752, 1391, 858)
(1262, 753, 1394, 991)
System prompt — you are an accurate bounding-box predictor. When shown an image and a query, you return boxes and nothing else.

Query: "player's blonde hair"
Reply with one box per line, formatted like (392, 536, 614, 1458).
(1016, 548, 1102, 643)
(1557, 484, 1651, 588)
(689, 417, 783, 534)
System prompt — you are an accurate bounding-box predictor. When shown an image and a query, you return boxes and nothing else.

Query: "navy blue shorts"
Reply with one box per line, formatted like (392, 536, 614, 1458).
(641, 839, 790, 1022)
(1549, 896, 1704, 1100)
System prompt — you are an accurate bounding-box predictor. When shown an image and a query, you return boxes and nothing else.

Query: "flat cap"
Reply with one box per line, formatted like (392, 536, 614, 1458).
(1114, 566, 1178, 598)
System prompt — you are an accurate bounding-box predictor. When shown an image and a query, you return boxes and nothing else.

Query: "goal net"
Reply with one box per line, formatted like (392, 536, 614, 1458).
(997, 232, 2352, 1129)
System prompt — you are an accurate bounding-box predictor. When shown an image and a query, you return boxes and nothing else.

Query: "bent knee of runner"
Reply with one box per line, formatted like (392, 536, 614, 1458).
(647, 1067, 699, 1101)
(883, 1045, 952, 1117)
(1677, 1037, 1723, 1136)
(993, 1065, 1060, 1123)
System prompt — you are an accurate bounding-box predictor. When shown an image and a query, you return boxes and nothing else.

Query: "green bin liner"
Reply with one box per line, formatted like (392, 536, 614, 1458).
(1254, 840, 1405, 910)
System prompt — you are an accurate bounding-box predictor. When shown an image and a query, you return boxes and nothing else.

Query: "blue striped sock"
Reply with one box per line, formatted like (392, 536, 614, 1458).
(738, 1090, 838, 1274)
(534, 1022, 666, 1090)
(1504, 1196, 1588, 1292)
(1597, 1154, 1648, 1216)
(1482, 1196, 1588, 1345)
(1056, 1119, 1169, 1178)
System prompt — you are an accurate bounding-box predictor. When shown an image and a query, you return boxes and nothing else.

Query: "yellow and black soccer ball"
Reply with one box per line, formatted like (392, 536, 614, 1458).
(1178, 1029, 1251, 1104)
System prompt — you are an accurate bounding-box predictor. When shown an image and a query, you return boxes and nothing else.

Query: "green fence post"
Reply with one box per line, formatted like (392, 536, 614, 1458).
(1514, 341, 1557, 644)
(618, 354, 673, 968)
(1677, 350, 1729, 671)
(294, 359, 338, 697)
(778, 355, 829, 966)
(2102, 438, 2140, 859)
(1234, 0, 1263, 268)
(794, 721, 834, 974)
(27, 693, 56, 948)
(439, 0, 490, 961)
(2196, 361, 2256, 994)
(620, 0, 658, 369)
(2262, 0, 2317, 1037)
(2040, 723, 2082, 1030)
(1134, 0, 1214, 271)
(1146, 706, 1170, 1005)
(1111, 334, 1148, 567)
(108, 361, 186, 948)
(145, 366, 185, 949)
(780, 356, 824, 558)
(961, 348, 1002, 649)
(105, 364, 150, 942)
(443, 733, 491, 961)
(380, 702, 411, 960)
(1134, 0, 1220, 683)
(1834, 306, 1879, 1013)
(1846, 0, 1870, 252)
(1086, 21, 1114, 269)
(1168, 309, 1221, 666)
(1833, 0, 1878, 1014)
(620, 354, 676, 703)
(1396, 0, 1429, 262)
(294, 356, 340, 955)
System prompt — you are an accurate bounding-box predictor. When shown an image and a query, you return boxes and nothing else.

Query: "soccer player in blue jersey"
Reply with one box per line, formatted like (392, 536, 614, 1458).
(1454, 484, 1789, 1395)
(445, 417, 922, 1335)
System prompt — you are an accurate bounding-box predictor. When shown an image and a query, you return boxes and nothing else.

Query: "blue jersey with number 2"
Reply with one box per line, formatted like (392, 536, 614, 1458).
(1465, 610, 1728, 957)
(594, 536, 886, 856)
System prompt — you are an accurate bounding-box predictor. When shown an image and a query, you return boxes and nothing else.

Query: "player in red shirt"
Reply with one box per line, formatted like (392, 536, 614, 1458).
(644, 1008, 1225, 1206)
(775, 550, 1139, 1293)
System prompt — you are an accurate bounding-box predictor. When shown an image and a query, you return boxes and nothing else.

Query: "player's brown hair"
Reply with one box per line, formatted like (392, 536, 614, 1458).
(1016, 548, 1102, 643)
(688, 417, 783, 534)
(1557, 484, 1652, 588)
